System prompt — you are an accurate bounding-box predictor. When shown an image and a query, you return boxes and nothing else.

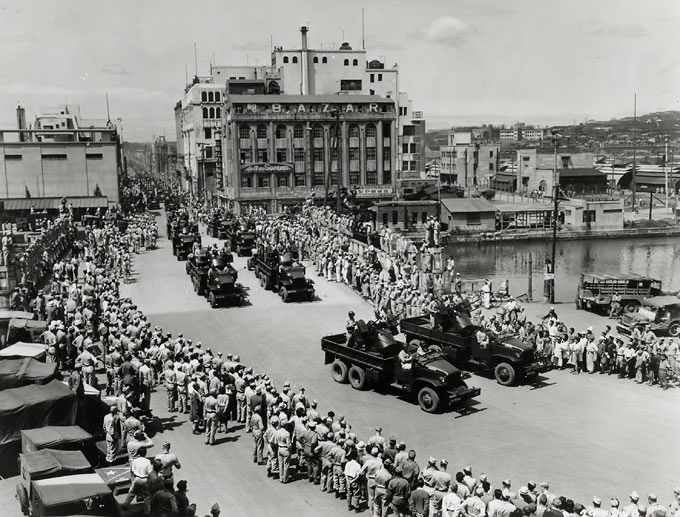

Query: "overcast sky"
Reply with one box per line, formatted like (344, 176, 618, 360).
(0, 0, 678, 141)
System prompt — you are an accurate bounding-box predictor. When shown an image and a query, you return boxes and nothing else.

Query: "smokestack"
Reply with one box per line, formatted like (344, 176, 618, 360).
(16, 104, 27, 142)
(300, 25, 308, 50)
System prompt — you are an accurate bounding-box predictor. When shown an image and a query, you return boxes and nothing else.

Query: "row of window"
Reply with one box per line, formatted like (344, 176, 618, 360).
(401, 160, 418, 172)
(238, 123, 381, 140)
(240, 147, 387, 163)
(383, 211, 431, 226)
(281, 56, 362, 67)
(200, 91, 221, 103)
(202, 107, 221, 119)
(4, 153, 103, 161)
(441, 150, 495, 158)
(240, 171, 389, 188)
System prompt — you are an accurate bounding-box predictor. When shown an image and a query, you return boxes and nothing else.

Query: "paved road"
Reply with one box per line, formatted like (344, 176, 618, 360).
(114, 211, 680, 515)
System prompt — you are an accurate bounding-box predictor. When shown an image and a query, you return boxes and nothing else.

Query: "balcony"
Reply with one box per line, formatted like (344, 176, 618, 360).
(256, 138, 268, 148)
(313, 137, 324, 148)
(366, 136, 376, 147)
(349, 137, 360, 148)
(239, 138, 251, 148)
(276, 138, 287, 148)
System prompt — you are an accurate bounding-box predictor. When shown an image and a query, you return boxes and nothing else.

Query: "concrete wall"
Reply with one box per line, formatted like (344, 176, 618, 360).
(443, 210, 496, 232)
(0, 142, 119, 202)
(562, 199, 624, 230)
(374, 202, 438, 231)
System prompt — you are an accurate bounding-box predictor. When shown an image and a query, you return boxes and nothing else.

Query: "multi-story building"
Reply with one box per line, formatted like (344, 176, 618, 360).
(174, 26, 425, 209)
(151, 135, 177, 182)
(499, 128, 520, 142)
(512, 149, 595, 194)
(0, 105, 121, 204)
(439, 132, 500, 187)
(522, 128, 545, 141)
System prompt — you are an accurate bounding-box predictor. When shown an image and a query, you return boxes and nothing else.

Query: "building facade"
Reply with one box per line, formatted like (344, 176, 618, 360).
(0, 105, 121, 204)
(223, 94, 397, 212)
(439, 132, 500, 187)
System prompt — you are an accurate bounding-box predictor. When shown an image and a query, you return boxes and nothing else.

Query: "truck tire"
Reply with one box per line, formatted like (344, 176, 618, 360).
(280, 287, 289, 302)
(260, 276, 266, 289)
(494, 362, 517, 386)
(209, 293, 218, 308)
(417, 387, 440, 413)
(623, 301, 639, 313)
(16, 483, 29, 516)
(331, 360, 348, 383)
(669, 322, 680, 337)
(348, 366, 368, 390)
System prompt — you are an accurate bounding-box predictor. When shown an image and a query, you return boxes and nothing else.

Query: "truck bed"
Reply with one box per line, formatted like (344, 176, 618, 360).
(321, 333, 392, 371)
(400, 317, 473, 349)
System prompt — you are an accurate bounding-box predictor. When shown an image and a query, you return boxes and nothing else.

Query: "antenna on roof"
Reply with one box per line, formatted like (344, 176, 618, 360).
(105, 92, 111, 123)
(362, 8, 365, 50)
(270, 35, 273, 55)
(185, 62, 188, 85)
(194, 42, 198, 76)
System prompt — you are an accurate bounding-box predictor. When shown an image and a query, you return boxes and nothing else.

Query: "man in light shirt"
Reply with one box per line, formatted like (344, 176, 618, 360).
(122, 447, 152, 514)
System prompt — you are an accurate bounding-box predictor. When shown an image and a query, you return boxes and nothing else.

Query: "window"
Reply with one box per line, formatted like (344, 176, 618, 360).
(402, 143, 409, 154)
(257, 176, 269, 188)
(216, 108, 221, 119)
(312, 125, 323, 138)
(86, 153, 103, 160)
(256, 125, 267, 138)
(349, 148, 360, 162)
(583, 210, 596, 223)
(209, 107, 215, 118)
(410, 160, 417, 171)
(392, 211, 398, 225)
(322, 56, 327, 63)
(383, 213, 388, 226)
(384, 169, 391, 184)
(369, 89, 375, 95)
(292, 56, 298, 64)
(343, 59, 349, 66)
(276, 149, 287, 162)
(370, 73, 375, 83)
(366, 148, 377, 160)
(403, 125, 415, 136)
(240, 149, 251, 163)
(561, 156, 571, 168)
(256, 149, 268, 162)
(312, 148, 323, 161)
(313, 56, 319, 64)
(422, 212, 427, 224)
(203, 107, 209, 119)
(5, 154, 22, 160)
(215, 91, 220, 102)
(489, 150, 494, 158)
(348, 125, 359, 138)
(239, 126, 250, 139)
(489, 163, 495, 171)
(208, 91, 214, 102)
(378, 73, 382, 81)
(409, 143, 416, 153)
(412, 211, 418, 225)
(366, 124, 377, 138)
(204, 147, 213, 159)
(313, 174, 324, 186)
(295, 148, 305, 162)
(283, 56, 289, 63)
(352, 59, 358, 66)
(296, 174, 307, 186)
(277, 175, 289, 187)
(276, 125, 287, 138)
(241, 176, 252, 188)
(293, 125, 304, 138)
(349, 172, 360, 185)
(466, 213, 481, 225)
(201, 92, 208, 102)
(205, 128, 212, 139)
(402, 160, 409, 170)
(41, 154, 67, 160)
(340, 79, 362, 91)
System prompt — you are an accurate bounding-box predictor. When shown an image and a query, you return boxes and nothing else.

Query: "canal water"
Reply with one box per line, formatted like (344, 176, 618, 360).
(447, 235, 680, 303)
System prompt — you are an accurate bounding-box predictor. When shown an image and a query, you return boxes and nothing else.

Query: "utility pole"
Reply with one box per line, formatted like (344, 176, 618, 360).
(631, 93, 637, 210)
(665, 136, 669, 209)
(334, 109, 342, 214)
(549, 130, 561, 304)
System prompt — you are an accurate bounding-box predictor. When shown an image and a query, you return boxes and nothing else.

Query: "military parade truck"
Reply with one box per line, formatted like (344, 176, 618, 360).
(207, 216, 234, 240)
(204, 257, 245, 308)
(616, 295, 680, 337)
(226, 222, 256, 256)
(252, 248, 315, 302)
(321, 321, 481, 413)
(576, 273, 663, 314)
(185, 248, 212, 295)
(400, 309, 551, 386)
(172, 232, 200, 261)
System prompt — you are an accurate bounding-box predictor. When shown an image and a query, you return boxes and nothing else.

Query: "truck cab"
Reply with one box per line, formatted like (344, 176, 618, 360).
(616, 296, 680, 337)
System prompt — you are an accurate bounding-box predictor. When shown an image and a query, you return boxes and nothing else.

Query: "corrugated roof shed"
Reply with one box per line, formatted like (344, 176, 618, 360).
(441, 198, 497, 213)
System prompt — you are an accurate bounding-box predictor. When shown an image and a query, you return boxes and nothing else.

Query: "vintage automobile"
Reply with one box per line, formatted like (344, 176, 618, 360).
(616, 296, 680, 337)
(25, 472, 114, 516)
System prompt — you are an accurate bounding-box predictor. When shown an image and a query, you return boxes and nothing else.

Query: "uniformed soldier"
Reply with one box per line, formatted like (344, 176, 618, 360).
(273, 420, 292, 483)
(163, 362, 177, 412)
(203, 390, 218, 446)
(251, 405, 265, 464)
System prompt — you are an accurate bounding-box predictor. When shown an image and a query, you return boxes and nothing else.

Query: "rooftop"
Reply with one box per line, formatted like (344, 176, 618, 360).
(441, 197, 496, 213)
(227, 94, 394, 104)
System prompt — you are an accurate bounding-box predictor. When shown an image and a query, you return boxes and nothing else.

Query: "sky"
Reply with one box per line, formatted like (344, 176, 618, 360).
(0, 0, 678, 141)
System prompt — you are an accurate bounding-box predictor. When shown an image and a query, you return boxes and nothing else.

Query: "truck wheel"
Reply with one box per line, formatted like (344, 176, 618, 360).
(623, 301, 639, 313)
(417, 387, 440, 413)
(209, 293, 218, 308)
(197, 282, 203, 296)
(16, 483, 29, 516)
(280, 287, 289, 302)
(669, 322, 680, 337)
(331, 360, 348, 383)
(260, 276, 265, 288)
(193, 279, 199, 293)
(494, 362, 517, 386)
(308, 291, 314, 302)
(348, 366, 368, 390)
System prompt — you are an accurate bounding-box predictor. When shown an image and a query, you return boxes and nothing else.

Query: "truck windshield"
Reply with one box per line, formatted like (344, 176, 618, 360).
(286, 268, 306, 279)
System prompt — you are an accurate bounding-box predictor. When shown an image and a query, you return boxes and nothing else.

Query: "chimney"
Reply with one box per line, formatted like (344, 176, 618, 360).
(300, 26, 308, 50)
(16, 104, 27, 142)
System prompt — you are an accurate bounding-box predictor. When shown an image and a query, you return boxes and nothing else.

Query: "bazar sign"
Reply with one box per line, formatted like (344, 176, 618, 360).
(244, 103, 381, 114)
(241, 162, 293, 173)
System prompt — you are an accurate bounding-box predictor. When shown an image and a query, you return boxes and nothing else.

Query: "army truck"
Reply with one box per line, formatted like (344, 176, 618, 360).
(576, 273, 662, 314)
(400, 307, 551, 386)
(226, 223, 256, 256)
(204, 257, 245, 308)
(616, 296, 680, 337)
(321, 321, 481, 413)
(172, 233, 199, 261)
(185, 248, 213, 295)
(252, 248, 314, 302)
